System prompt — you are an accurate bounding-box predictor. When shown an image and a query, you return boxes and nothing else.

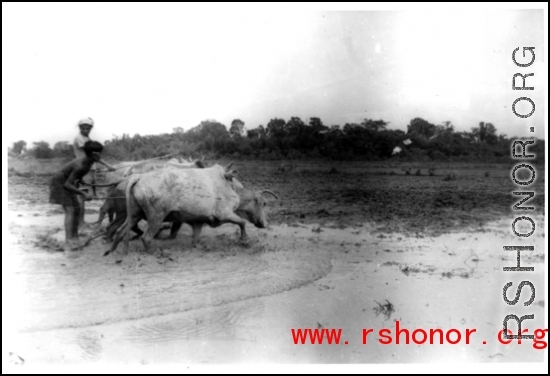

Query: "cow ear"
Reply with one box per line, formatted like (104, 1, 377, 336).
(224, 169, 238, 181)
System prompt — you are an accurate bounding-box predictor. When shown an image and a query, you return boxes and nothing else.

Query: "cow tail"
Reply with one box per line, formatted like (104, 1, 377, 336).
(123, 175, 140, 251)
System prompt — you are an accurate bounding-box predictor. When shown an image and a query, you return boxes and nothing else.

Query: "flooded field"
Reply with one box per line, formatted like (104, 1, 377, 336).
(4, 160, 547, 365)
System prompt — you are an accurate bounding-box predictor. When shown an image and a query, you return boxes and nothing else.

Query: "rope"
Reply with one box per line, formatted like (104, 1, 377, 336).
(74, 229, 106, 250)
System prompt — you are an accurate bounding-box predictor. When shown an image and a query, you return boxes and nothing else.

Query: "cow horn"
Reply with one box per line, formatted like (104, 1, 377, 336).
(226, 161, 234, 170)
(261, 189, 278, 200)
(122, 166, 134, 177)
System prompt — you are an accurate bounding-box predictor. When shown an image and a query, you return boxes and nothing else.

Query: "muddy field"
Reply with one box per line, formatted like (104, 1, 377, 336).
(4, 160, 547, 366)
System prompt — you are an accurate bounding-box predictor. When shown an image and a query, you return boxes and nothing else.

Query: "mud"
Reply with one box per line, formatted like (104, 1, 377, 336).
(4, 161, 547, 365)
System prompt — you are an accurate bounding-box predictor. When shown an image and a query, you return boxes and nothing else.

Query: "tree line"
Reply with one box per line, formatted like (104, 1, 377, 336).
(9, 117, 545, 163)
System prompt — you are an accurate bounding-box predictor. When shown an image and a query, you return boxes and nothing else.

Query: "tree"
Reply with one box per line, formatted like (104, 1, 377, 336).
(12, 140, 27, 155)
(407, 118, 437, 139)
(187, 120, 229, 152)
(361, 119, 388, 133)
(285, 117, 306, 136)
(285, 117, 311, 151)
(257, 125, 266, 138)
(266, 118, 286, 139)
(229, 119, 245, 138)
(173, 127, 184, 134)
(53, 141, 74, 158)
(472, 122, 497, 144)
(434, 121, 454, 137)
(31, 141, 54, 159)
(247, 128, 259, 139)
(309, 117, 326, 131)
(265, 118, 288, 155)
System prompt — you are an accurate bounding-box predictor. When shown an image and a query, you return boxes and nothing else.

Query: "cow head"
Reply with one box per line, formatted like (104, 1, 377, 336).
(234, 181, 278, 229)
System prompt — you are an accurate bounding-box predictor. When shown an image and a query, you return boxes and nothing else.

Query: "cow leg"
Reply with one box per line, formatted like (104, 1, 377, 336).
(95, 203, 109, 227)
(107, 219, 142, 243)
(96, 200, 117, 227)
(108, 221, 127, 256)
(191, 222, 204, 247)
(107, 210, 141, 256)
(225, 213, 248, 241)
(140, 214, 165, 254)
(168, 221, 184, 240)
(130, 223, 143, 241)
(105, 214, 126, 242)
(121, 213, 141, 256)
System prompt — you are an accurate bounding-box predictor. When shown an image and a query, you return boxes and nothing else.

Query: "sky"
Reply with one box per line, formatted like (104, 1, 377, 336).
(2, 3, 547, 149)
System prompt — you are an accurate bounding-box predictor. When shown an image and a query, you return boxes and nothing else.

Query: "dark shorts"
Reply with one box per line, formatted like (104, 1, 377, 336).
(49, 173, 80, 208)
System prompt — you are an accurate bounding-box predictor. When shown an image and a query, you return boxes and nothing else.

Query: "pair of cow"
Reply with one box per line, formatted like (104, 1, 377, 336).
(89, 158, 278, 257)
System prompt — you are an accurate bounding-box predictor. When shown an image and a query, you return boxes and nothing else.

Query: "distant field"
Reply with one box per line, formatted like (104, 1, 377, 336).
(8, 156, 543, 179)
(8, 157, 70, 176)
(8, 157, 545, 234)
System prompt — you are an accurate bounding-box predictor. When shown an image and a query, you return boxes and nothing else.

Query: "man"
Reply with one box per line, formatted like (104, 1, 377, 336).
(73, 117, 115, 227)
(50, 140, 106, 250)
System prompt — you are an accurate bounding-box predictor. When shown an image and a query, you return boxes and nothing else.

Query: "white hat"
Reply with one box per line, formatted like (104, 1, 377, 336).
(78, 117, 94, 127)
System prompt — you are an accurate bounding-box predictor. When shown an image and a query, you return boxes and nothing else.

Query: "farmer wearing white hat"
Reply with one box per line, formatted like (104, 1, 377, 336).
(73, 117, 115, 227)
